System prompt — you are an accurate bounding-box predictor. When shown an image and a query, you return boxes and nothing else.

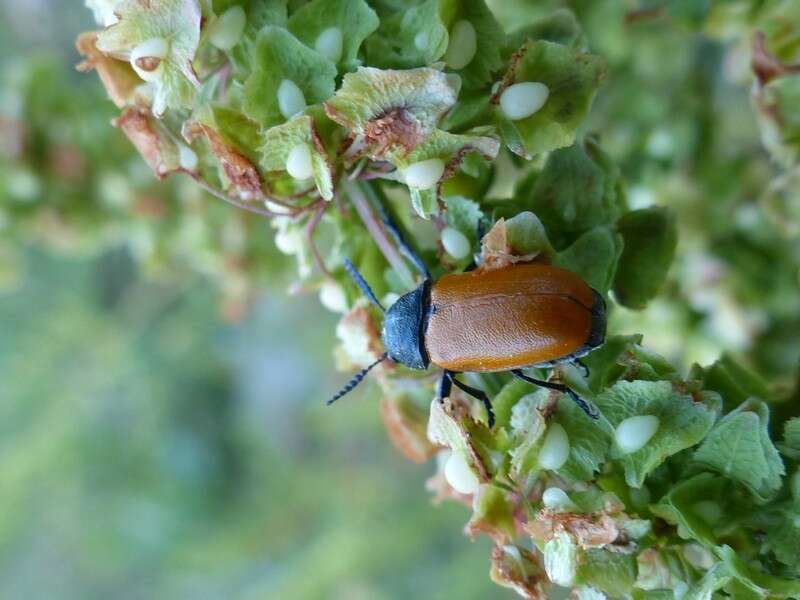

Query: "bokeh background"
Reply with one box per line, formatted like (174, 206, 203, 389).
(2, 1, 798, 598)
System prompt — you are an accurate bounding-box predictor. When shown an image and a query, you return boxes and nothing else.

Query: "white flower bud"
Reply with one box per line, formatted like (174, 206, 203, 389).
(539, 423, 569, 470)
(403, 158, 445, 190)
(499, 82, 550, 121)
(277, 79, 307, 120)
(319, 280, 348, 313)
(444, 20, 477, 70)
(315, 27, 343, 64)
(178, 144, 198, 171)
(441, 227, 471, 259)
(130, 37, 169, 82)
(444, 450, 480, 495)
(542, 487, 572, 510)
(615, 415, 659, 454)
(286, 143, 313, 180)
(209, 6, 246, 51)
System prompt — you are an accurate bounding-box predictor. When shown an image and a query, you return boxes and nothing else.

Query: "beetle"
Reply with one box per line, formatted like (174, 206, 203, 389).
(327, 220, 606, 428)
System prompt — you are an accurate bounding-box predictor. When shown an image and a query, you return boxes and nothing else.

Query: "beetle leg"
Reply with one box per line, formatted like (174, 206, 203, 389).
(448, 372, 496, 428)
(437, 370, 453, 401)
(511, 370, 598, 420)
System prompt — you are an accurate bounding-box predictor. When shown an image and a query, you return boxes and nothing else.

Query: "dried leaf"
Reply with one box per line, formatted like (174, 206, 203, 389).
(76, 31, 140, 108)
(113, 106, 186, 178)
(379, 395, 437, 463)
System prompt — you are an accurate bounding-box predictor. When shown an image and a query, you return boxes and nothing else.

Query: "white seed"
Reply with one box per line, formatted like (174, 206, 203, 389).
(129, 37, 169, 82)
(209, 6, 246, 51)
(319, 281, 348, 313)
(315, 27, 343, 63)
(178, 144, 198, 171)
(499, 82, 550, 121)
(285, 143, 313, 180)
(403, 158, 445, 190)
(441, 227, 471, 260)
(414, 31, 428, 51)
(539, 423, 570, 470)
(542, 487, 571, 510)
(277, 79, 307, 120)
(615, 415, 659, 454)
(444, 451, 480, 495)
(444, 20, 477, 70)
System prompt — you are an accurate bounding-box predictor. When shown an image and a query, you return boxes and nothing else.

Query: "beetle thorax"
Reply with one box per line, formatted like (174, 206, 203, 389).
(381, 281, 430, 370)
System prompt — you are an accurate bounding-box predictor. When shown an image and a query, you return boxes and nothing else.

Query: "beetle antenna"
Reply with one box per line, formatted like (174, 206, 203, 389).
(343, 258, 385, 312)
(326, 353, 389, 405)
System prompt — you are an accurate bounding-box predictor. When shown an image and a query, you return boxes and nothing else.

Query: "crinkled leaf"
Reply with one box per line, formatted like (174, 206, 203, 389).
(288, 0, 379, 72)
(523, 138, 625, 249)
(508, 389, 548, 479)
(489, 544, 549, 600)
(779, 417, 800, 460)
(543, 531, 579, 587)
(243, 26, 337, 127)
(86, 0, 121, 26)
(691, 354, 773, 413)
(555, 226, 623, 295)
(718, 545, 800, 599)
(582, 335, 677, 394)
(364, 0, 448, 69)
(480, 212, 555, 271)
(389, 127, 499, 168)
(577, 549, 637, 598)
(96, 0, 201, 116)
(465, 484, 516, 543)
(379, 394, 437, 463)
(613, 207, 678, 309)
(494, 40, 605, 158)
(505, 9, 586, 54)
(427, 397, 490, 482)
(597, 380, 716, 488)
(693, 400, 785, 501)
(439, 0, 505, 90)
(325, 67, 459, 158)
(762, 504, 800, 571)
(650, 473, 728, 547)
(226, 0, 288, 77)
(76, 32, 140, 108)
(409, 187, 437, 220)
(683, 562, 732, 600)
(444, 195, 483, 246)
(258, 114, 334, 200)
(113, 106, 184, 178)
(553, 394, 610, 482)
(753, 71, 800, 167)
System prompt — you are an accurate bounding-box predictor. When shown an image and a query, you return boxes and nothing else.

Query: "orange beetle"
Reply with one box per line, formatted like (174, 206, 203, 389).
(328, 250, 606, 428)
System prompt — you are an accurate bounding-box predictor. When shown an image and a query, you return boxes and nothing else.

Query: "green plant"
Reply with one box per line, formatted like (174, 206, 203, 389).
(67, 1, 800, 597)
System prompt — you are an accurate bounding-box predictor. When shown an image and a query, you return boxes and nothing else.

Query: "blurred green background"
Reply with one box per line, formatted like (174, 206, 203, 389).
(2, 1, 799, 598)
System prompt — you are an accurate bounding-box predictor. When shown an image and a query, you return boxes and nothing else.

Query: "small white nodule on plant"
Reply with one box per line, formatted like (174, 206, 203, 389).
(615, 415, 659, 454)
(286, 143, 313, 180)
(315, 27, 343, 64)
(444, 450, 480, 495)
(499, 82, 550, 121)
(542, 487, 572, 510)
(414, 31, 428, 51)
(277, 79, 307, 120)
(178, 144, 198, 171)
(403, 158, 445, 190)
(130, 37, 169, 82)
(209, 6, 246, 51)
(319, 280, 348, 313)
(444, 20, 477, 70)
(441, 227, 471, 260)
(539, 423, 570, 470)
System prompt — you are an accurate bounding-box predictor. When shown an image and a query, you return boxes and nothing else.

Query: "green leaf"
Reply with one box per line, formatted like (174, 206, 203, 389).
(439, 0, 505, 90)
(597, 380, 716, 488)
(287, 0, 379, 72)
(555, 226, 623, 295)
(388, 128, 499, 169)
(553, 394, 610, 482)
(692, 354, 773, 413)
(718, 545, 800, 599)
(503, 211, 555, 257)
(612, 207, 678, 310)
(780, 417, 800, 460)
(577, 548, 637, 598)
(523, 139, 626, 249)
(508, 389, 548, 478)
(324, 66, 459, 159)
(754, 74, 800, 168)
(693, 400, 785, 501)
(466, 484, 516, 541)
(582, 335, 676, 395)
(258, 114, 334, 200)
(409, 187, 438, 220)
(543, 531, 580, 587)
(444, 195, 483, 246)
(650, 473, 728, 547)
(505, 9, 586, 53)
(683, 562, 732, 600)
(96, 0, 202, 116)
(243, 26, 337, 127)
(364, 0, 448, 69)
(494, 40, 605, 158)
(225, 0, 287, 77)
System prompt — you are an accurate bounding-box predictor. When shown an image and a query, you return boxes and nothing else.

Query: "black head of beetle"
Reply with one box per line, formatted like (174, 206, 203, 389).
(381, 280, 431, 370)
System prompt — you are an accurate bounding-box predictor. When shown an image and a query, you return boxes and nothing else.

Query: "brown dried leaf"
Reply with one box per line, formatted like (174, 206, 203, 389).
(183, 120, 262, 200)
(380, 395, 437, 464)
(76, 31, 140, 108)
(479, 217, 544, 271)
(489, 544, 549, 600)
(526, 509, 620, 549)
(752, 31, 800, 87)
(0, 117, 26, 160)
(113, 106, 184, 179)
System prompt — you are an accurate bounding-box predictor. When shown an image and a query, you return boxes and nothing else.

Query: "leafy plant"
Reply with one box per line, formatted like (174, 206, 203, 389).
(47, 0, 800, 596)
